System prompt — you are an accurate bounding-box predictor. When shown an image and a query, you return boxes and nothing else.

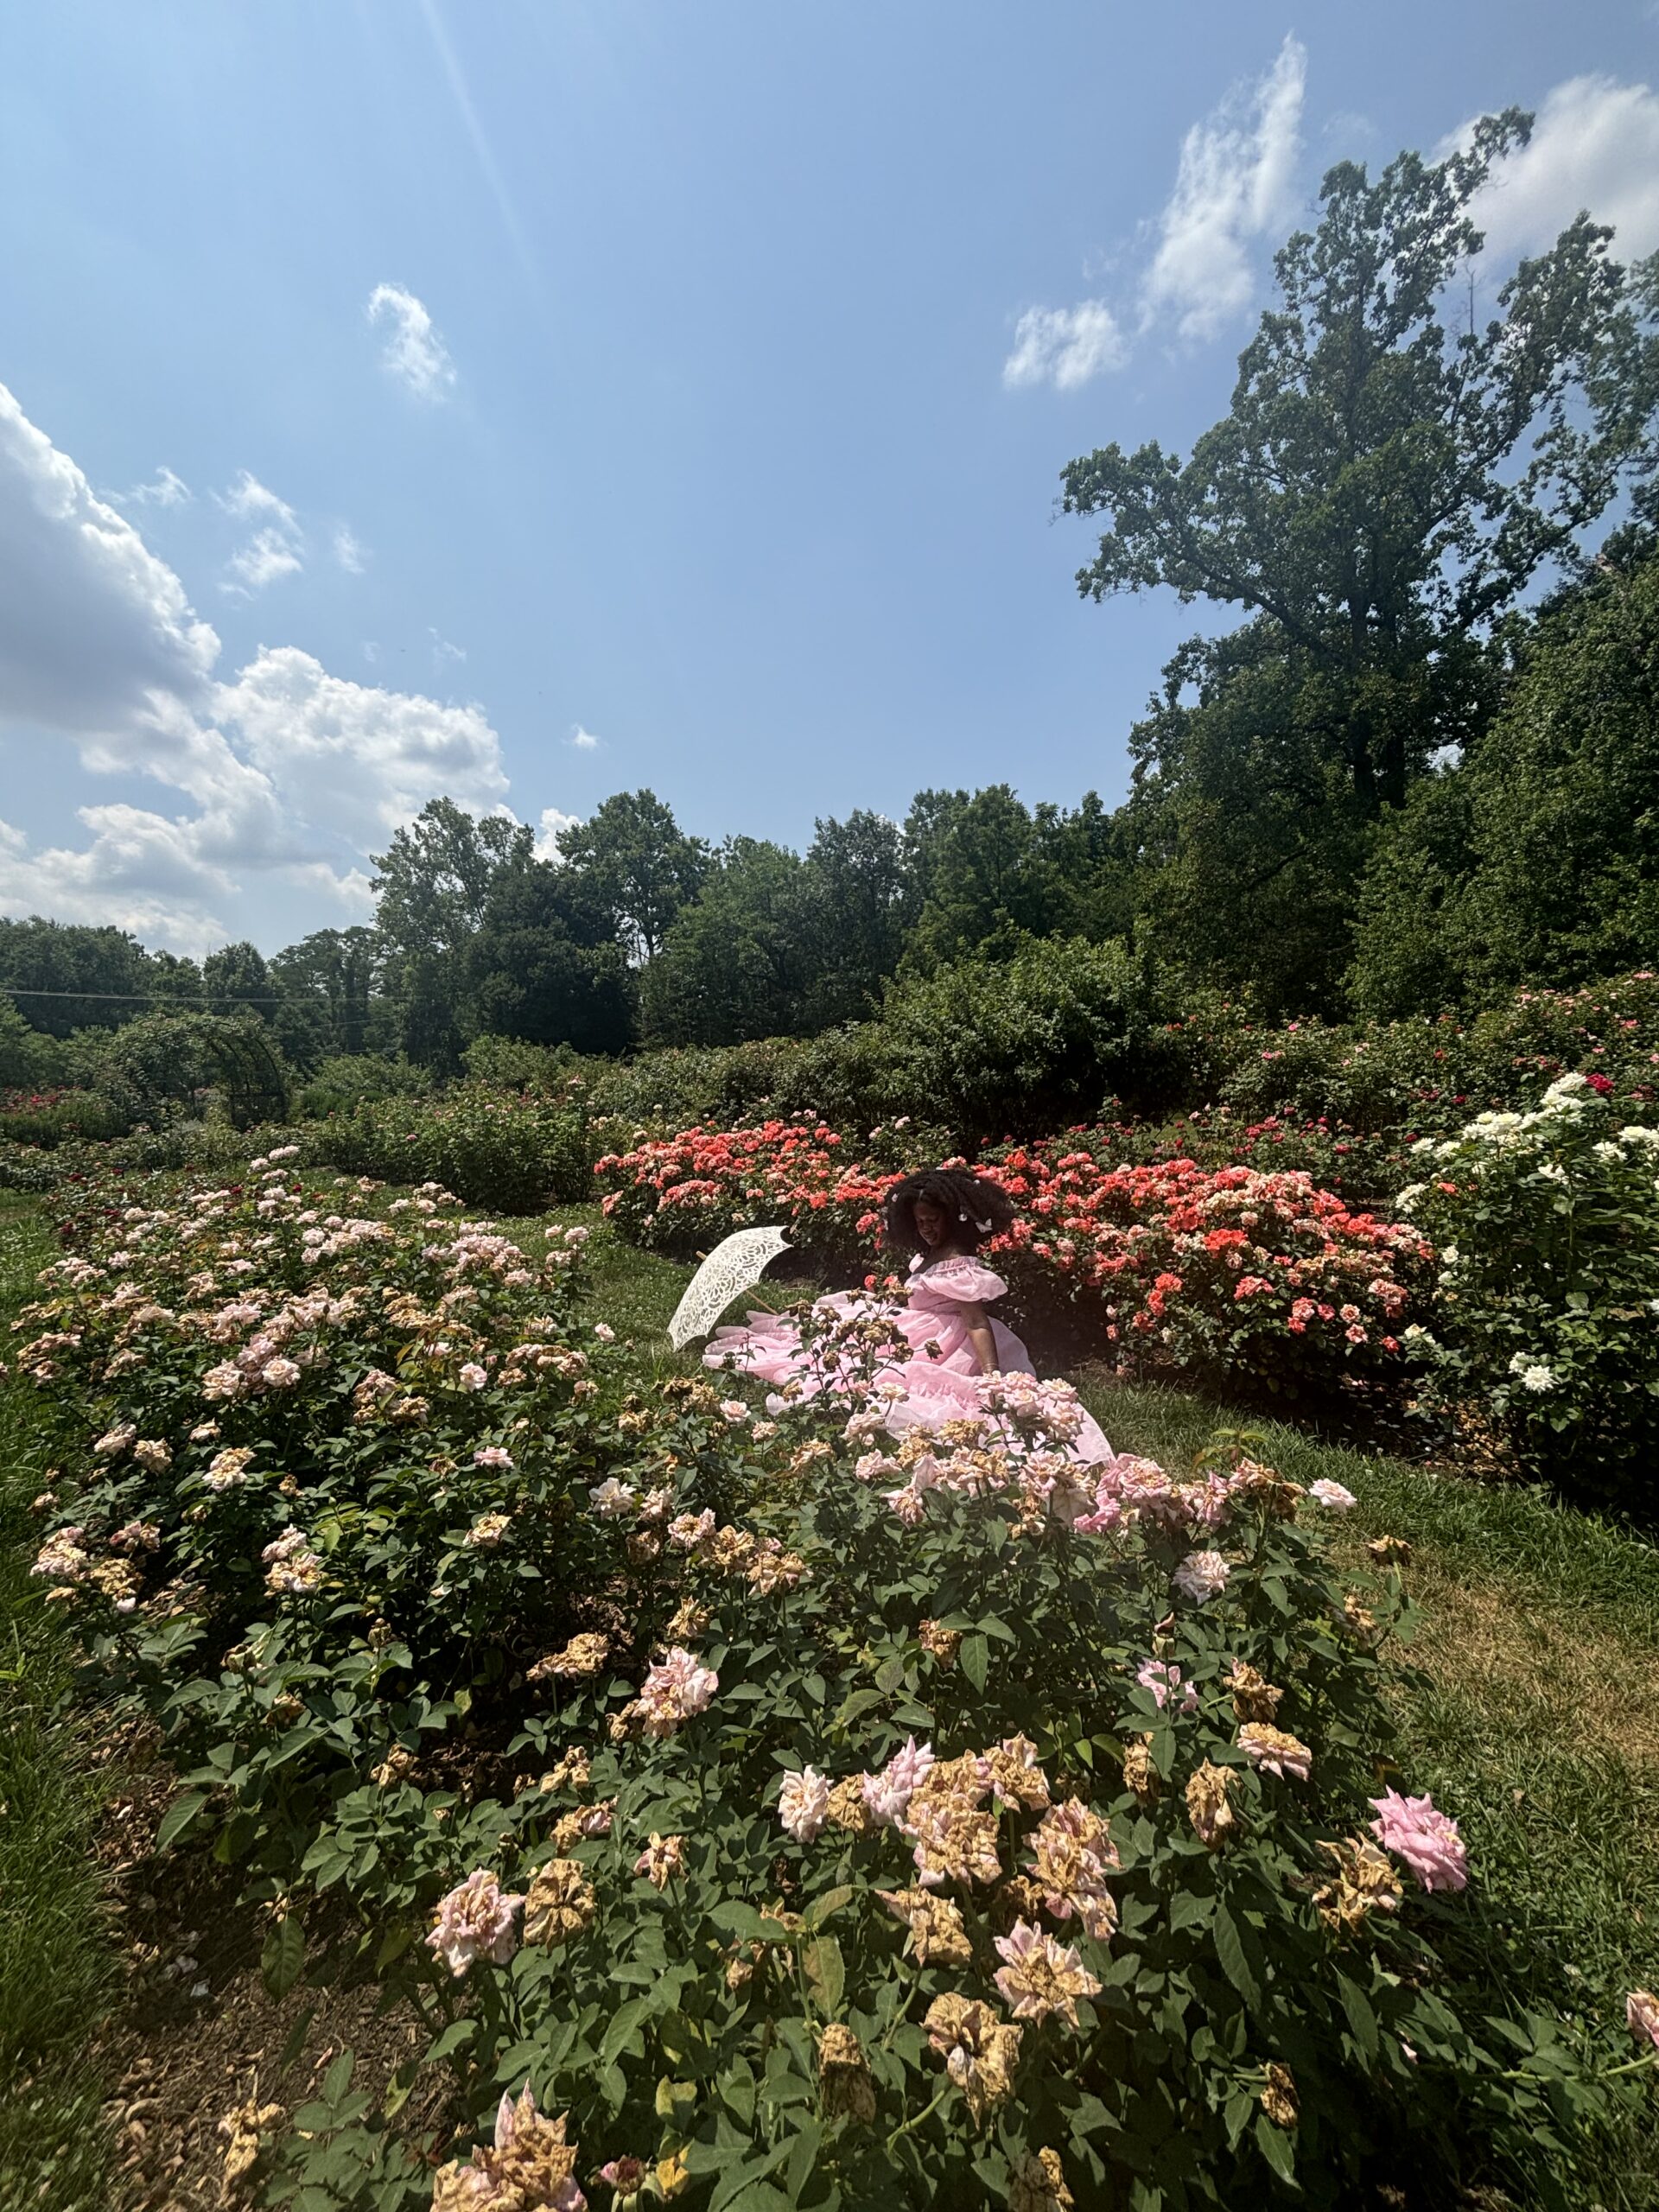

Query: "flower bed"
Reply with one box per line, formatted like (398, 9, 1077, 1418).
(15, 1175, 1655, 2206)
(1397, 1074, 1659, 1510)
(594, 1125, 1432, 1397)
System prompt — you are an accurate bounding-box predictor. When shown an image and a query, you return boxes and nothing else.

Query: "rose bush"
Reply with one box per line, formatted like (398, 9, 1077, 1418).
(1396, 1074, 1659, 1510)
(16, 1178, 1657, 2205)
(593, 1125, 1431, 1401)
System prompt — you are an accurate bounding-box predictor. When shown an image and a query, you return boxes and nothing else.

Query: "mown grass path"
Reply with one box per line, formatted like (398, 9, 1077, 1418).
(0, 1198, 117, 2212)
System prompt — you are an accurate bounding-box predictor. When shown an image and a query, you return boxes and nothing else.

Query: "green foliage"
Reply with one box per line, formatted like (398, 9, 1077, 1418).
(0, 1000, 79, 1090)
(0, 915, 203, 1036)
(466, 861, 636, 1058)
(461, 1034, 582, 1090)
(270, 927, 388, 1068)
(874, 936, 1179, 1138)
(642, 839, 814, 1048)
(306, 1083, 590, 1209)
(1064, 118, 1653, 812)
(1398, 1076, 1659, 1510)
(1062, 116, 1658, 1014)
(1122, 626, 1385, 1013)
(551, 790, 712, 964)
(202, 939, 277, 1022)
(297, 1052, 436, 1119)
(1351, 550, 1659, 1014)
(899, 787, 1129, 976)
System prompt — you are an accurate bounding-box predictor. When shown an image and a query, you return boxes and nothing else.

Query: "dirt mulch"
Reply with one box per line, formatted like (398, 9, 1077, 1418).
(81, 1722, 455, 2212)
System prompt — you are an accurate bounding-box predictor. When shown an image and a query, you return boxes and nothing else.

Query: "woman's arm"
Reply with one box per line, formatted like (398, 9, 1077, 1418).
(955, 1300, 998, 1376)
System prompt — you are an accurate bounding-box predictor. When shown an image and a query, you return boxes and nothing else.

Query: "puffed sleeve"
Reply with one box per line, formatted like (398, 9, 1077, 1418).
(924, 1257, 1008, 1304)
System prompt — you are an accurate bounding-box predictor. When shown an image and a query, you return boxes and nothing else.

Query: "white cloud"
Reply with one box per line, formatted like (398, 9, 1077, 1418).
(0, 384, 219, 745)
(429, 627, 467, 668)
(568, 724, 601, 750)
(1001, 36, 1306, 391)
(0, 382, 512, 952)
(218, 470, 304, 595)
(126, 465, 192, 508)
(1457, 75, 1659, 264)
(533, 806, 580, 860)
(219, 470, 296, 530)
(333, 524, 366, 574)
(218, 646, 509, 853)
(367, 283, 457, 401)
(226, 528, 304, 593)
(1140, 35, 1306, 343)
(1001, 302, 1128, 391)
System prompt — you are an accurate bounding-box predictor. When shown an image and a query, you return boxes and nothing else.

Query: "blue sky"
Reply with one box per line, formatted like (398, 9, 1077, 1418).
(1, 0, 1656, 954)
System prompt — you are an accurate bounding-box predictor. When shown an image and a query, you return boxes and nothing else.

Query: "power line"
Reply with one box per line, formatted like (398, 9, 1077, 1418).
(1, 984, 291, 1006)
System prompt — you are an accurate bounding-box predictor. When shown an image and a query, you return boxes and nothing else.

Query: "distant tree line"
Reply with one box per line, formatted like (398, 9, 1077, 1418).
(3, 109, 1657, 1071)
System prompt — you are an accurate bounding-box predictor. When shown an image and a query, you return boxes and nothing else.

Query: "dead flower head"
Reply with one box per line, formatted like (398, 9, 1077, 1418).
(1227, 1660, 1283, 1723)
(1122, 1735, 1160, 1803)
(878, 1887, 973, 1967)
(923, 1993, 1021, 2125)
(817, 2023, 876, 2126)
(1260, 2062, 1299, 2128)
(1313, 1834, 1403, 1935)
(1007, 2146, 1075, 2212)
(522, 1858, 596, 1948)
(824, 1775, 873, 1834)
(430, 2086, 582, 2211)
(1185, 1762, 1236, 1850)
(527, 1632, 610, 1684)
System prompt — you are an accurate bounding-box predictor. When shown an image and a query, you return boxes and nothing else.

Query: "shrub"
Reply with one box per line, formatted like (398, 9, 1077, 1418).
(296, 1053, 436, 1118)
(981, 1141, 1429, 1396)
(306, 1084, 591, 1211)
(461, 1034, 582, 1090)
(870, 937, 1184, 1139)
(1211, 974, 1659, 1141)
(16, 1177, 1642, 2209)
(0, 1087, 125, 1148)
(1397, 1073, 1659, 1509)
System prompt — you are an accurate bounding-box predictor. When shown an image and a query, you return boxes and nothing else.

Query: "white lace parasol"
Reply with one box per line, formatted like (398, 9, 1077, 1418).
(668, 1224, 792, 1350)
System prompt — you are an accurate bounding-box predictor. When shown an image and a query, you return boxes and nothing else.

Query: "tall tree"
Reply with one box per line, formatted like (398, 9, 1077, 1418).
(1067, 115, 1656, 803)
(792, 810, 914, 1028)
(639, 838, 809, 1046)
(270, 926, 385, 1063)
(554, 791, 710, 963)
(372, 800, 533, 1065)
(1061, 113, 1656, 1004)
(1350, 539, 1659, 1013)
(899, 786, 1062, 973)
(0, 917, 165, 1035)
(203, 940, 276, 1023)
(467, 862, 635, 1054)
(1122, 624, 1380, 1011)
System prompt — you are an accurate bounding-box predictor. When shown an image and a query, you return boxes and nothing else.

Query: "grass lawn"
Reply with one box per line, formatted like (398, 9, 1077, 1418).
(2, 1187, 1656, 2207)
(0, 1200, 118, 2212)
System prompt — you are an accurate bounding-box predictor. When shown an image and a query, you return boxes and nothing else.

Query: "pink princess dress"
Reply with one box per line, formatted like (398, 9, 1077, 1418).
(703, 1250, 1115, 1464)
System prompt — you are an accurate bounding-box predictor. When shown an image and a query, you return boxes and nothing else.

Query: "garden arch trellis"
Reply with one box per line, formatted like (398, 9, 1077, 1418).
(97, 1011, 290, 1128)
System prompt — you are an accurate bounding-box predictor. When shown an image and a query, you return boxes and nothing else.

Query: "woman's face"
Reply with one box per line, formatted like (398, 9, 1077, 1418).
(913, 1196, 950, 1249)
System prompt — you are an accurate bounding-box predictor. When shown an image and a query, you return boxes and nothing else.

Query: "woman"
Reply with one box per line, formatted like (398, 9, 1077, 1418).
(704, 1166, 1114, 1464)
